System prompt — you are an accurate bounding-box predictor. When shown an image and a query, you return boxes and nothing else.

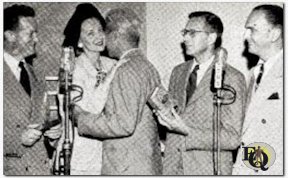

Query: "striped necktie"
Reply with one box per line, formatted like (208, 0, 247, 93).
(255, 63, 264, 91)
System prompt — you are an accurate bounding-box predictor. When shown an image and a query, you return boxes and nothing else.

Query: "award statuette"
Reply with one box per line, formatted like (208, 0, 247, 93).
(148, 85, 189, 136)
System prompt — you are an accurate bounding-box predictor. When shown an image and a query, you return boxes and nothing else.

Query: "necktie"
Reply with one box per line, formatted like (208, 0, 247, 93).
(186, 65, 199, 103)
(255, 63, 264, 91)
(19, 61, 31, 96)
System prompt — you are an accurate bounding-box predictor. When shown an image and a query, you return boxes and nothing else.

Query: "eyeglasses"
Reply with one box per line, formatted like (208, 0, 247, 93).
(181, 29, 210, 37)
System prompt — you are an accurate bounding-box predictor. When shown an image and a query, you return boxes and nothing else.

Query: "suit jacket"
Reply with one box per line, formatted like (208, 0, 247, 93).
(233, 53, 283, 175)
(163, 59, 246, 175)
(3, 61, 50, 175)
(77, 49, 163, 175)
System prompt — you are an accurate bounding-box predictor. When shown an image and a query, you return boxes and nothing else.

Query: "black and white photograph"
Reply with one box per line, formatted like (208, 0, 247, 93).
(2, 1, 284, 176)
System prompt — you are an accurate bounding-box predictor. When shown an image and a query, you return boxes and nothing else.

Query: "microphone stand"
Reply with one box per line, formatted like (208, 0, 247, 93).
(213, 89, 222, 175)
(213, 57, 224, 175)
(62, 65, 73, 175)
(45, 47, 75, 175)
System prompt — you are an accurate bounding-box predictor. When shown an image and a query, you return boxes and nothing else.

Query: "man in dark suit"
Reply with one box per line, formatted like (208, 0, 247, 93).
(3, 4, 61, 175)
(233, 4, 283, 175)
(73, 8, 162, 175)
(162, 11, 246, 175)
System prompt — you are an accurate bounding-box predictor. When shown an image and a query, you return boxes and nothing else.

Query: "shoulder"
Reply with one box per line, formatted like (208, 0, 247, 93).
(116, 57, 160, 83)
(225, 64, 246, 88)
(225, 64, 245, 80)
(171, 61, 191, 76)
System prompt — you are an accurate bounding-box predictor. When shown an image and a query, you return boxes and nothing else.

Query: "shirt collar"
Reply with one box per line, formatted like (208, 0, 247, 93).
(192, 54, 215, 71)
(4, 51, 24, 68)
(255, 49, 283, 77)
(119, 48, 139, 61)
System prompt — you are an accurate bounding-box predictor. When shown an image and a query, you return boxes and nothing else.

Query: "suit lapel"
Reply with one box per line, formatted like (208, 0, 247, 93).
(26, 64, 46, 124)
(4, 61, 32, 117)
(176, 61, 194, 113)
(243, 54, 283, 133)
(186, 60, 215, 107)
(246, 74, 255, 110)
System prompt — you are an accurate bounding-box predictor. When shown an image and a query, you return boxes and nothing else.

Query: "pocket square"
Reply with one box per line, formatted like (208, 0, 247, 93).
(268, 92, 279, 100)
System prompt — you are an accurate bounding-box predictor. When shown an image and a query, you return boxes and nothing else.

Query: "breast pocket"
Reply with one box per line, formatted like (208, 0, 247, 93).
(265, 97, 283, 117)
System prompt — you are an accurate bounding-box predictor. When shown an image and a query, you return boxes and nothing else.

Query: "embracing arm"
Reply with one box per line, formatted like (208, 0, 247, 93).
(76, 68, 142, 138)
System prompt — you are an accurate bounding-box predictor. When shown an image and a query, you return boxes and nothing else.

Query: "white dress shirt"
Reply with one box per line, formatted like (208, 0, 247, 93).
(190, 55, 215, 86)
(252, 49, 283, 92)
(4, 51, 23, 81)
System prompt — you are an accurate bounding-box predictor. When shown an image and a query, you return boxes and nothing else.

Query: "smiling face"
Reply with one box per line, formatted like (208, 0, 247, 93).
(10, 16, 38, 59)
(183, 17, 211, 58)
(244, 10, 274, 57)
(79, 18, 106, 53)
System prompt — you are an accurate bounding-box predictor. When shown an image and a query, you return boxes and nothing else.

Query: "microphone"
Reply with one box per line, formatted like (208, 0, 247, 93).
(59, 47, 75, 94)
(214, 48, 227, 89)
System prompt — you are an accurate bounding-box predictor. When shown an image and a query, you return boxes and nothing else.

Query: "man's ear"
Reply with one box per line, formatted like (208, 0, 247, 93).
(4, 31, 16, 43)
(208, 32, 217, 46)
(270, 27, 282, 42)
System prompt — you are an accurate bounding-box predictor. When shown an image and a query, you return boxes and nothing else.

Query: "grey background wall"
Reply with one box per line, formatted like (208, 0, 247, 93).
(146, 2, 283, 88)
(4, 2, 283, 89)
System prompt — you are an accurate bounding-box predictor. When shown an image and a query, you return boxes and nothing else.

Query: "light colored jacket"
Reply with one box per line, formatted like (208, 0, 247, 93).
(163, 59, 246, 175)
(233, 53, 283, 175)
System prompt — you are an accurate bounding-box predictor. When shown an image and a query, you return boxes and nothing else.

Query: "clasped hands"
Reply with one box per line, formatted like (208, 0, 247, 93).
(21, 123, 62, 147)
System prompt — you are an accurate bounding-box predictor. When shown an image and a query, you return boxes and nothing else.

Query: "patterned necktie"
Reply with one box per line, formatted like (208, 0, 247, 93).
(19, 61, 31, 96)
(186, 65, 199, 104)
(255, 63, 264, 91)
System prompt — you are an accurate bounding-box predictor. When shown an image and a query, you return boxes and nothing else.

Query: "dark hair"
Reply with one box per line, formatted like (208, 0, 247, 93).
(188, 11, 223, 49)
(4, 4, 35, 32)
(62, 3, 106, 56)
(253, 5, 283, 29)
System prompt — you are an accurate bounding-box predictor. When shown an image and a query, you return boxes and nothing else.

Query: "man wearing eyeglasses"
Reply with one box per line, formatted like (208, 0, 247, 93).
(162, 11, 246, 175)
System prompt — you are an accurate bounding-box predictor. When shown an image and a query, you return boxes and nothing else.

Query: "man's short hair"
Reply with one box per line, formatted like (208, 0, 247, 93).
(253, 4, 283, 30)
(105, 8, 142, 47)
(4, 4, 35, 32)
(188, 11, 223, 49)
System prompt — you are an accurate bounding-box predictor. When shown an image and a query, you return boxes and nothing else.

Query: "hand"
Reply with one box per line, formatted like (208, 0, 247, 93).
(154, 109, 189, 136)
(21, 124, 43, 146)
(44, 123, 62, 140)
(106, 59, 129, 80)
(154, 109, 178, 130)
(115, 58, 128, 68)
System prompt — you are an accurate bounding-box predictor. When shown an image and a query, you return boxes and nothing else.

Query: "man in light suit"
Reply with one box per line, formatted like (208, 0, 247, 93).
(73, 8, 162, 175)
(4, 4, 61, 175)
(163, 11, 246, 175)
(233, 4, 283, 175)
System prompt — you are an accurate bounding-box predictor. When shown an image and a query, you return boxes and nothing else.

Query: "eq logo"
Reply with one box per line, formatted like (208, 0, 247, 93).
(242, 142, 276, 171)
